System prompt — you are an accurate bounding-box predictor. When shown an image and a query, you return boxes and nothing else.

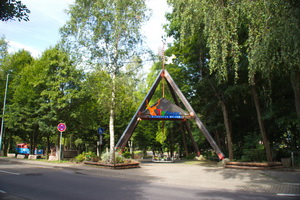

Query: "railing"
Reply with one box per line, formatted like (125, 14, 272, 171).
(291, 151, 300, 167)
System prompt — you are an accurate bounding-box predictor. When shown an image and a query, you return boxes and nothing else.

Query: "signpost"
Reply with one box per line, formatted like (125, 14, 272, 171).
(97, 127, 104, 158)
(57, 123, 66, 161)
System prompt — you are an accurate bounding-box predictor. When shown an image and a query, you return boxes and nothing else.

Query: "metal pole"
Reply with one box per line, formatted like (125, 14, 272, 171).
(0, 74, 9, 152)
(99, 135, 102, 160)
(59, 131, 62, 161)
(291, 152, 294, 167)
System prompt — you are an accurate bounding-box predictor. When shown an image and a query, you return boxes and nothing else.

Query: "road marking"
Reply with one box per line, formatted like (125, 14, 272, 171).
(277, 193, 300, 197)
(283, 182, 300, 186)
(0, 170, 20, 175)
(0, 190, 7, 193)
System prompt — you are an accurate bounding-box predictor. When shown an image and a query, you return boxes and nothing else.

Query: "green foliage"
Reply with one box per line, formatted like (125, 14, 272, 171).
(0, 0, 30, 22)
(1, 0, 299, 165)
(166, 0, 300, 162)
(122, 151, 132, 159)
(186, 153, 197, 160)
(240, 133, 266, 162)
(0, 36, 8, 62)
(60, 0, 150, 161)
(101, 152, 124, 163)
(60, 0, 149, 69)
(74, 139, 83, 147)
(75, 151, 97, 163)
(167, 0, 300, 82)
(74, 153, 85, 163)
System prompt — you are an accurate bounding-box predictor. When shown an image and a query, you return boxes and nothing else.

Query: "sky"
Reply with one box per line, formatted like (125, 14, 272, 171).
(0, 0, 172, 59)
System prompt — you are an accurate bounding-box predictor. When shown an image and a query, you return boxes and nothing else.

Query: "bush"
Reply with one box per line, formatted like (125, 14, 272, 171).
(186, 153, 197, 160)
(122, 152, 132, 159)
(74, 151, 97, 163)
(75, 153, 85, 163)
(240, 133, 266, 162)
(101, 152, 125, 163)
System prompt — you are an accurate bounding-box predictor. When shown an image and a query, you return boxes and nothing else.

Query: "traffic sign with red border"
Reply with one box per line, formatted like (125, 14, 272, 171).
(57, 123, 66, 132)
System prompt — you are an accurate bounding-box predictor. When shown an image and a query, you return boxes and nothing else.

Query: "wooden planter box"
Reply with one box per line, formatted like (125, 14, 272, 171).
(225, 161, 282, 170)
(83, 161, 140, 169)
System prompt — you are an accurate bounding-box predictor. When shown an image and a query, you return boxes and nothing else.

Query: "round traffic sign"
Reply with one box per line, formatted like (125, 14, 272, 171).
(98, 127, 104, 135)
(57, 123, 67, 132)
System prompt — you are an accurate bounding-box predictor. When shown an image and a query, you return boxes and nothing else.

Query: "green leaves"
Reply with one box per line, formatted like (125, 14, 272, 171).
(0, 0, 30, 22)
(60, 0, 149, 72)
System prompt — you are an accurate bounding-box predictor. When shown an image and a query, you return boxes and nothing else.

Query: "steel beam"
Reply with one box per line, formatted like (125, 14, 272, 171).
(164, 70, 225, 160)
(116, 70, 163, 148)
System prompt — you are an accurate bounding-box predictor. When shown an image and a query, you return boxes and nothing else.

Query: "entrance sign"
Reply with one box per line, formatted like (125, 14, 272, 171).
(138, 98, 192, 120)
(116, 69, 226, 160)
(57, 123, 66, 132)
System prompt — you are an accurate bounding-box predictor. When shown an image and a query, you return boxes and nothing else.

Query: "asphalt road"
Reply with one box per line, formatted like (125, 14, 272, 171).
(0, 159, 299, 200)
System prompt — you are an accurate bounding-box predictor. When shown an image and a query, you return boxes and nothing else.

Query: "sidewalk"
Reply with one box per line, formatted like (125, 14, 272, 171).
(1, 157, 299, 195)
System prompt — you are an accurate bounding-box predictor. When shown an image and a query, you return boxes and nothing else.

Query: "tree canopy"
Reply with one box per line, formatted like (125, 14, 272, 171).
(0, 0, 299, 163)
(0, 0, 30, 22)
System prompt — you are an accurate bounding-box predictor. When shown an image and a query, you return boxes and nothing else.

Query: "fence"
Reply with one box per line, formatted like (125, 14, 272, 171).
(291, 151, 300, 167)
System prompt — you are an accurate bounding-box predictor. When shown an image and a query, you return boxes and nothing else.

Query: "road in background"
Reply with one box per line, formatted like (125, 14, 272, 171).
(0, 158, 299, 200)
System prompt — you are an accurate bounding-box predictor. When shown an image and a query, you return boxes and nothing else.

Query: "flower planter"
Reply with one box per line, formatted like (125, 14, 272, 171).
(83, 161, 140, 169)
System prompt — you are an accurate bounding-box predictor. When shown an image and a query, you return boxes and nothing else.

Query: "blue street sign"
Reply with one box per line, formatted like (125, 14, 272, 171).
(98, 127, 104, 135)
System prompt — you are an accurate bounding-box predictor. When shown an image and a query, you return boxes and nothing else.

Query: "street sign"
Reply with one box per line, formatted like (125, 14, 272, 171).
(98, 127, 104, 135)
(99, 135, 103, 145)
(57, 123, 67, 132)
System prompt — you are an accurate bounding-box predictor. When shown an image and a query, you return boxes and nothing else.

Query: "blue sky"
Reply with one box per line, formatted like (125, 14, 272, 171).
(0, 0, 171, 58)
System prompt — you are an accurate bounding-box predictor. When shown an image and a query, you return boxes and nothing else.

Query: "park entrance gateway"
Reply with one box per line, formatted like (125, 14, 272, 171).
(116, 69, 225, 160)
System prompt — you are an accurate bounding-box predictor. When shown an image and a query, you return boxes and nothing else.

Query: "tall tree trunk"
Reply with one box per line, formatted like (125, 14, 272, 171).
(109, 72, 116, 163)
(214, 130, 222, 154)
(30, 132, 34, 154)
(6, 130, 11, 155)
(291, 70, 300, 118)
(220, 101, 233, 160)
(46, 134, 50, 159)
(184, 122, 200, 156)
(208, 81, 233, 160)
(251, 84, 273, 162)
(180, 123, 189, 157)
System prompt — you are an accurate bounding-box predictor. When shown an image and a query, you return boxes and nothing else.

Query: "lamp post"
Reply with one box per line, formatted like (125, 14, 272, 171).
(0, 73, 9, 152)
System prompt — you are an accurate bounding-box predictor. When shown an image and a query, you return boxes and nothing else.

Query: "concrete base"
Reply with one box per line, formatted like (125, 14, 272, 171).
(7, 153, 16, 158)
(28, 155, 38, 160)
(17, 154, 25, 159)
(48, 155, 58, 161)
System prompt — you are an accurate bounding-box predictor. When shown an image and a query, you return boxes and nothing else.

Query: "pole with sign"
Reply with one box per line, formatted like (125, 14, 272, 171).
(57, 123, 66, 161)
(97, 127, 104, 159)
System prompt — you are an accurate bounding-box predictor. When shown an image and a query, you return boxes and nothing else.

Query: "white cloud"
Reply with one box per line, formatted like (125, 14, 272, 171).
(142, 0, 172, 54)
(0, 0, 75, 57)
(1, 0, 172, 63)
(8, 41, 41, 58)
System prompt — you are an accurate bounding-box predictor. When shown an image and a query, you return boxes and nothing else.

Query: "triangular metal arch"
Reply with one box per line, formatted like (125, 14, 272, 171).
(116, 69, 225, 160)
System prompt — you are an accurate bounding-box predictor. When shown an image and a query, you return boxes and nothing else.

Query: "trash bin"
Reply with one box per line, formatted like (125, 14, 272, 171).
(281, 158, 291, 168)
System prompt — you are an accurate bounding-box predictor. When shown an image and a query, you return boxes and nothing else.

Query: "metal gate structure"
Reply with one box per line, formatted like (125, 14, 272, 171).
(116, 69, 226, 160)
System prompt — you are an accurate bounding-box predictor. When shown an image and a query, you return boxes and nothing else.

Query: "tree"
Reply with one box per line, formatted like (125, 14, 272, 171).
(60, 0, 149, 162)
(166, 0, 300, 162)
(4, 47, 84, 156)
(33, 47, 84, 155)
(0, 36, 8, 63)
(2, 49, 34, 153)
(0, 0, 30, 22)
